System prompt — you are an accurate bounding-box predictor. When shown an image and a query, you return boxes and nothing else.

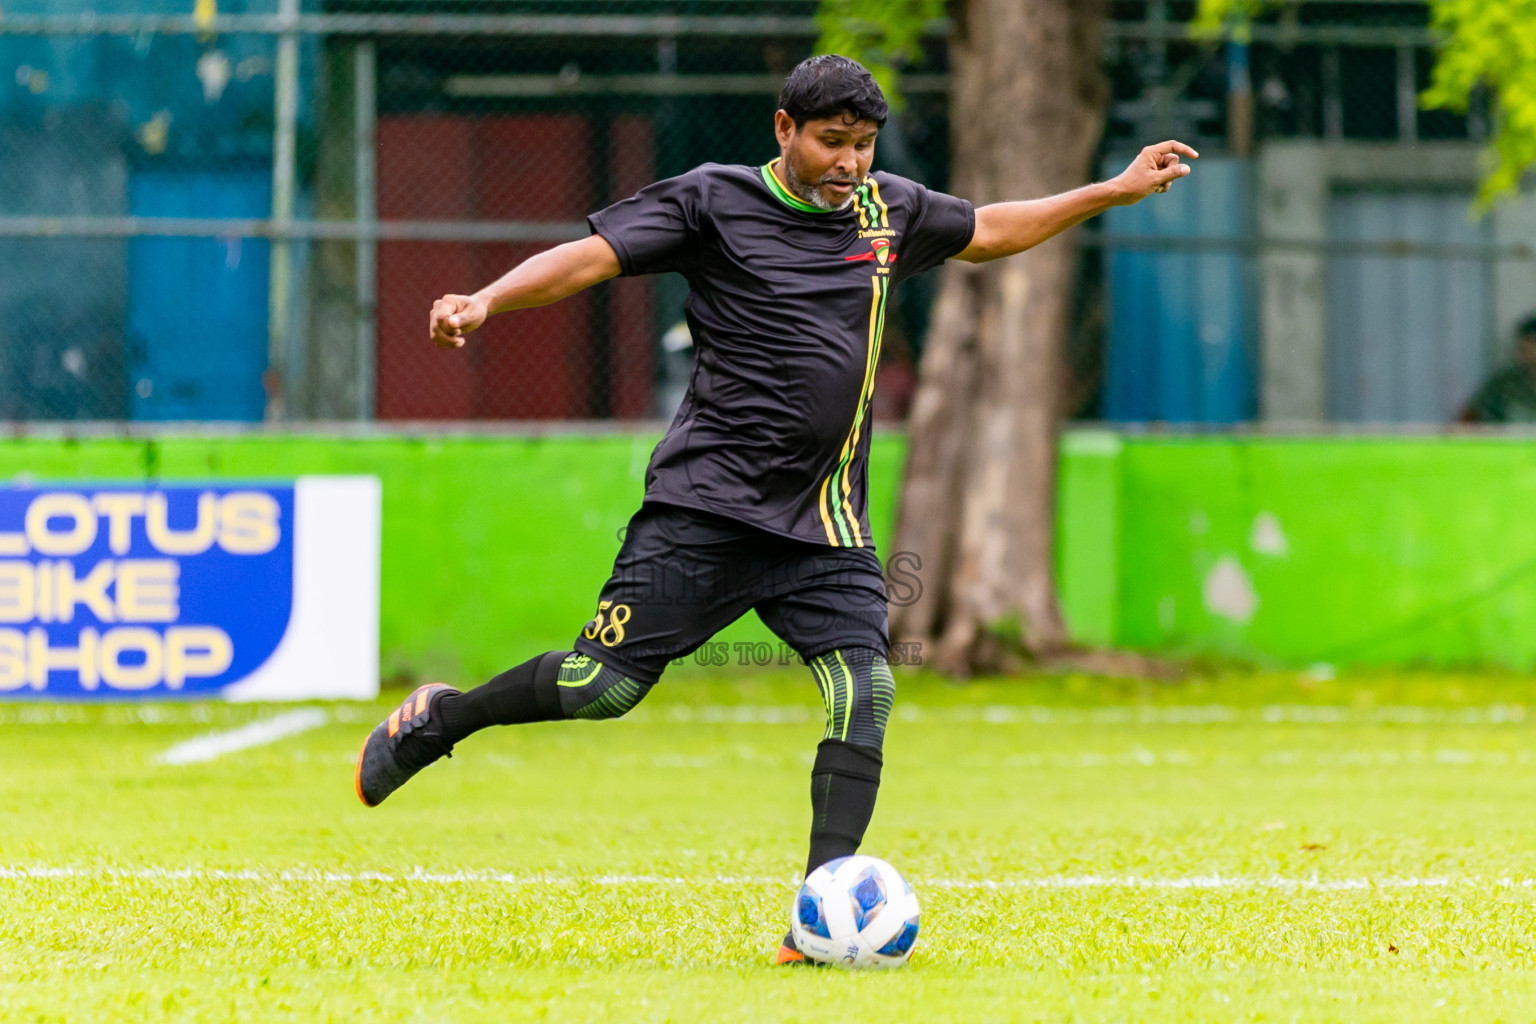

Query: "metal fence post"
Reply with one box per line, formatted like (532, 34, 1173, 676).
(267, 0, 300, 421)
(355, 39, 377, 422)
(1322, 45, 1344, 141)
(1396, 42, 1419, 145)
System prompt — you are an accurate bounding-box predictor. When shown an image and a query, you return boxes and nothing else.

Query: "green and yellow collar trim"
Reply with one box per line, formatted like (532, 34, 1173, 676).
(761, 159, 838, 214)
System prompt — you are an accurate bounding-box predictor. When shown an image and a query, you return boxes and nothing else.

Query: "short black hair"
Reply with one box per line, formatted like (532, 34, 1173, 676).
(777, 55, 889, 129)
(1520, 313, 1536, 340)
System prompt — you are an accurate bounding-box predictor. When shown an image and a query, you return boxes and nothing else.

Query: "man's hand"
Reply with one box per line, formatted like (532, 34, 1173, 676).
(1111, 141, 1199, 205)
(955, 140, 1201, 263)
(429, 293, 489, 348)
(424, 236, 622, 349)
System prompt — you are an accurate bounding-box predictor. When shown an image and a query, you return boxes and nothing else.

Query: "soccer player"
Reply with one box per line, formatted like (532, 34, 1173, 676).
(354, 54, 1195, 963)
(1462, 314, 1536, 423)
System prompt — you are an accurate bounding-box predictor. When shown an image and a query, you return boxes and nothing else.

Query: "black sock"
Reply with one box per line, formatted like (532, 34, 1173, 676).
(806, 739, 883, 877)
(436, 650, 569, 744)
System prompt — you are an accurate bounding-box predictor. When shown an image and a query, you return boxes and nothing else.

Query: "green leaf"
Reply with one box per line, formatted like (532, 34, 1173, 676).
(1420, 0, 1536, 208)
(1190, 0, 1536, 206)
(813, 0, 945, 113)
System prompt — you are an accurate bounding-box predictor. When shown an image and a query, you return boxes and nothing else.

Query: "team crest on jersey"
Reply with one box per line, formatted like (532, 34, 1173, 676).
(845, 237, 896, 266)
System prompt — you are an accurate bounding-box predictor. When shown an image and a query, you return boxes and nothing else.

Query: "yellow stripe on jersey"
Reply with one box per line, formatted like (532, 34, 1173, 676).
(817, 474, 841, 545)
(818, 274, 888, 548)
(839, 279, 884, 547)
(867, 178, 890, 227)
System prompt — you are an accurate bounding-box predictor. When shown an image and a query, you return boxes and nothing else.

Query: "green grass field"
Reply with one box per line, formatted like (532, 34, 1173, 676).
(6, 667, 1536, 1022)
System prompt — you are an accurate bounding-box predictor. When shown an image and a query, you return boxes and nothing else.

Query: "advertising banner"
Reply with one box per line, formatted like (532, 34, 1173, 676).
(0, 476, 379, 700)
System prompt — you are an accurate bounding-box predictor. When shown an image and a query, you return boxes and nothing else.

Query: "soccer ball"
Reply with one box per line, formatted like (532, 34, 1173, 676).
(791, 855, 921, 969)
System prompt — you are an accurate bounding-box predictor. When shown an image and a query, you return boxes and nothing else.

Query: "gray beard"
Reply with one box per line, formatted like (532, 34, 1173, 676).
(784, 159, 857, 212)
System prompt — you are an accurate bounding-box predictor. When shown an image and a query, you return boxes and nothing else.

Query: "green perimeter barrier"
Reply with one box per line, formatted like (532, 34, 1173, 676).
(0, 432, 902, 685)
(1106, 434, 1536, 672)
(3, 430, 1534, 679)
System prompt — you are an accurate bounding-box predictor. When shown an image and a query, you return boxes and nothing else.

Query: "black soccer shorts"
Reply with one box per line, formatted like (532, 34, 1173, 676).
(570, 501, 890, 683)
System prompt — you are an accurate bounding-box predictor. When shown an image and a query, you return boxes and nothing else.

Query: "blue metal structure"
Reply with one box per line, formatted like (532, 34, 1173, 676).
(0, 0, 318, 421)
(126, 170, 272, 421)
(1103, 156, 1256, 424)
(0, 1, 284, 165)
(1325, 189, 1492, 422)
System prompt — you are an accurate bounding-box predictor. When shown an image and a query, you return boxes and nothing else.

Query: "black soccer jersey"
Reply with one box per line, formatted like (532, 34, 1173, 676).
(587, 160, 975, 549)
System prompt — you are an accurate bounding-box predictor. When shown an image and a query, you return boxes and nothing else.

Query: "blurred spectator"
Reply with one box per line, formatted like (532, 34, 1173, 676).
(656, 320, 694, 421)
(1462, 315, 1536, 423)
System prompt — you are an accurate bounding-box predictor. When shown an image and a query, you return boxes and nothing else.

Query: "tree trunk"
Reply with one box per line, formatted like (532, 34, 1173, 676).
(890, 0, 1109, 677)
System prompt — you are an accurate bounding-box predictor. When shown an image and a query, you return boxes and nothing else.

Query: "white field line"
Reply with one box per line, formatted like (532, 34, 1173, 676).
(988, 749, 1536, 768)
(153, 710, 329, 765)
(5, 865, 1536, 893)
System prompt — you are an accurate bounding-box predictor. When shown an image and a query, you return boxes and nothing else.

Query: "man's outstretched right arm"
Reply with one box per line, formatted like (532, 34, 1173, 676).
(428, 234, 622, 348)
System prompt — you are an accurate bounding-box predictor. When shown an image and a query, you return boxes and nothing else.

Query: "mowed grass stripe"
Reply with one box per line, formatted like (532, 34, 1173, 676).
(9, 865, 1536, 892)
(10, 671, 1536, 1020)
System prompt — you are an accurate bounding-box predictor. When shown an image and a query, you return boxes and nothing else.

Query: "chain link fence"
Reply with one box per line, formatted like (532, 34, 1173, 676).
(2, 1, 1532, 427)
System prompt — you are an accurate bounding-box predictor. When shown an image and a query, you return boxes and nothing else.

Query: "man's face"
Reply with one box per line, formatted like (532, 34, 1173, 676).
(774, 110, 878, 211)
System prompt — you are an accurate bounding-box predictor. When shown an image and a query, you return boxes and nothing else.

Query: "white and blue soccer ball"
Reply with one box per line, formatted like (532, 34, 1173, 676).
(791, 855, 921, 969)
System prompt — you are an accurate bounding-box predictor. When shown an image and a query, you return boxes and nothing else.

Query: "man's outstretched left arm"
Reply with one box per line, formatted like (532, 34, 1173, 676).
(953, 140, 1199, 264)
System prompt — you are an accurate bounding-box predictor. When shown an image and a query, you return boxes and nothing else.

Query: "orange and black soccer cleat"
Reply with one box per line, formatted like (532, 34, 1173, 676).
(775, 931, 814, 965)
(354, 683, 459, 807)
